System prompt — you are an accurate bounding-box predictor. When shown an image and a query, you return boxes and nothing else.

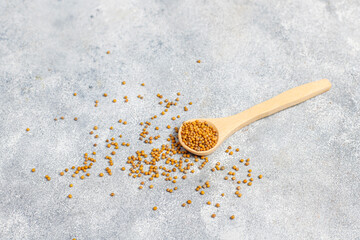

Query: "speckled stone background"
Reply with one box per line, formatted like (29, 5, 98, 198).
(0, 0, 359, 239)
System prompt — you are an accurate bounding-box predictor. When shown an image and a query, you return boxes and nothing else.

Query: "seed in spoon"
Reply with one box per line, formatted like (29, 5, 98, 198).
(180, 120, 218, 151)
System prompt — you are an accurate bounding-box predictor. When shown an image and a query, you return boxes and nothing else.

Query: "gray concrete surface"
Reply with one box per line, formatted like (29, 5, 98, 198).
(0, 0, 359, 239)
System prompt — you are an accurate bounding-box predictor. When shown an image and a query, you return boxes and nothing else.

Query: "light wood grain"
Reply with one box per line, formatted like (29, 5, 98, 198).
(178, 79, 332, 156)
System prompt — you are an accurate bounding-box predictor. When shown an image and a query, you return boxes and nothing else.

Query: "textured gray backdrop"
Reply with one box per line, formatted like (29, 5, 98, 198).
(0, 0, 359, 239)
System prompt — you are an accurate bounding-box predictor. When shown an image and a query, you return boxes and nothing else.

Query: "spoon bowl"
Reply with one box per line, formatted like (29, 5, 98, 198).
(178, 79, 332, 156)
(178, 118, 221, 156)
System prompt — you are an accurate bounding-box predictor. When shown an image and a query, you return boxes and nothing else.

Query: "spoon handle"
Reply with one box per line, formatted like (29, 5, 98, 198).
(218, 79, 332, 136)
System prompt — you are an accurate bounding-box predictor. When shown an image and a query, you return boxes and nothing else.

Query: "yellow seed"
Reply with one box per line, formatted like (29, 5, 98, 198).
(230, 215, 235, 220)
(69, 184, 73, 187)
(180, 120, 218, 151)
(211, 214, 216, 218)
(26, 128, 30, 132)
(187, 200, 192, 204)
(68, 194, 72, 198)
(31, 168, 35, 172)
(110, 193, 115, 197)
(258, 175, 263, 179)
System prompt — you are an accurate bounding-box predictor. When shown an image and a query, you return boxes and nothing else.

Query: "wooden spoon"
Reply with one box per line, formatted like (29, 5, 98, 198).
(178, 79, 332, 156)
